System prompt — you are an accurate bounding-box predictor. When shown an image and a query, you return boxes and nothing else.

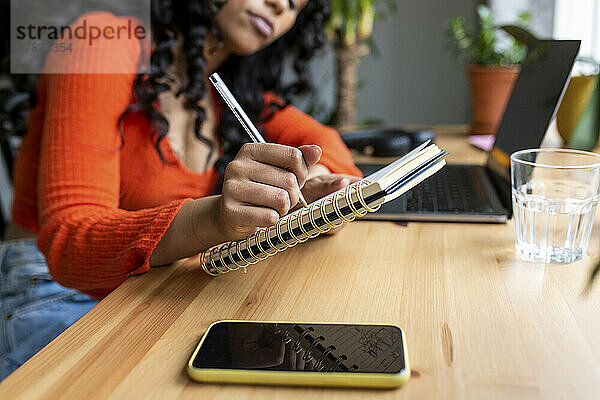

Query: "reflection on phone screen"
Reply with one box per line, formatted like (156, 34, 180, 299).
(193, 322, 405, 373)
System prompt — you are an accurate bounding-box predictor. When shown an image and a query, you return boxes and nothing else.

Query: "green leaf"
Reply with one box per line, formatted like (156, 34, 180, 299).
(517, 11, 532, 25)
(445, 6, 539, 66)
(476, 5, 493, 27)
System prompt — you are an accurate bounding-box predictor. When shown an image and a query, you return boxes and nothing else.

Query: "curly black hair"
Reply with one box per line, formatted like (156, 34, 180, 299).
(0, 0, 331, 189)
(124, 0, 331, 187)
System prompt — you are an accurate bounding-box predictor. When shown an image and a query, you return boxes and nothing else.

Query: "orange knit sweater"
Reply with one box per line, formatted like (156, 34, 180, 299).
(11, 13, 361, 300)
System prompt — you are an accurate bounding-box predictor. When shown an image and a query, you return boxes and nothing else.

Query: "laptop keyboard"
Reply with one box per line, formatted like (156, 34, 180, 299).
(403, 166, 494, 213)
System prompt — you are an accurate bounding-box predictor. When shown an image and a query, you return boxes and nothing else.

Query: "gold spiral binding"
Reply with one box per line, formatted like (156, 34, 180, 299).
(332, 191, 356, 223)
(346, 184, 368, 217)
(200, 252, 219, 276)
(298, 207, 319, 239)
(275, 218, 293, 249)
(287, 213, 308, 243)
(237, 239, 260, 266)
(227, 241, 248, 270)
(264, 226, 281, 255)
(245, 234, 268, 261)
(256, 228, 277, 256)
(283, 217, 299, 246)
(356, 179, 380, 212)
(218, 242, 237, 272)
(321, 196, 344, 228)
(309, 202, 331, 234)
(209, 247, 227, 275)
(234, 241, 251, 267)
(201, 179, 382, 275)
(279, 217, 299, 248)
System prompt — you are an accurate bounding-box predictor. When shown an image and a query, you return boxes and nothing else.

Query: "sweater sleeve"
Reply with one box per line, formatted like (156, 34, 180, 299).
(36, 13, 191, 299)
(260, 93, 362, 177)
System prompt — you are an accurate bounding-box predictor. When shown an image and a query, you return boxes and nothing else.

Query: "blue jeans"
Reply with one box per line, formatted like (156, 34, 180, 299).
(0, 239, 97, 380)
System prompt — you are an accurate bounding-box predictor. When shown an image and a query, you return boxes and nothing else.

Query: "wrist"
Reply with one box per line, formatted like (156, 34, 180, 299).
(189, 195, 227, 249)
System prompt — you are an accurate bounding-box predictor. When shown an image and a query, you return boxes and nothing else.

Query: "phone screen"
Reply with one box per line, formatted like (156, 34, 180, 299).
(192, 322, 406, 373)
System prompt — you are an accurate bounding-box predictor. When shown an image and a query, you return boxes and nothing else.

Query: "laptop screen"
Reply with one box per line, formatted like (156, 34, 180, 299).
(486, 40, 581, 181)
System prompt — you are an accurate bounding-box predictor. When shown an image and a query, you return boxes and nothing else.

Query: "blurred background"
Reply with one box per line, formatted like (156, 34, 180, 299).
(1, 0, 600, 229)
(299, 0, 599, 127)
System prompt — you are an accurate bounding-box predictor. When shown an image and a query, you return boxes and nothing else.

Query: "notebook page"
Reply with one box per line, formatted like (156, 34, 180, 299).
(377, 145, 441, 189)
(364, 140, 431, 182)
(383, 159, 446, 202)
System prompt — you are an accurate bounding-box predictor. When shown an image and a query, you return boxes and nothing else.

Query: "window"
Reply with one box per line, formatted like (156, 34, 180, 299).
(554, 0, 600, 67)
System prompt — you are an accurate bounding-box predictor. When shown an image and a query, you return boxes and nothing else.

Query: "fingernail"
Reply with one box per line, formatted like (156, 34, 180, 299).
(313, 145, 322, 159)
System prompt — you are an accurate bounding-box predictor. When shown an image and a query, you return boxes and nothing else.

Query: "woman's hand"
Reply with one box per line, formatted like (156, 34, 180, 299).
(149, 145, 360, 267)
(299, 173, 362, 235)
(219, 142, 322, 240)
(300, 174, 361, 204)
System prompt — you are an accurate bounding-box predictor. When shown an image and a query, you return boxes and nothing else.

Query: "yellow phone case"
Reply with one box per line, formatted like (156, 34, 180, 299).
(187, 320, 411, 389)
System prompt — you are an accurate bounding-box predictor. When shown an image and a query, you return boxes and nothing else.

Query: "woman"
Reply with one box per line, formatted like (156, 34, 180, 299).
(0, 0, 361, 379)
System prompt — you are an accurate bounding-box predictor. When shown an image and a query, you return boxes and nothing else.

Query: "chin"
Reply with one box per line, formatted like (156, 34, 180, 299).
(225, 35, 266, 56)
(229, 44, 262, 56)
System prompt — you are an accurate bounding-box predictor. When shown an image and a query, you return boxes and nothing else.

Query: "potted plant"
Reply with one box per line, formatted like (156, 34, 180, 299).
(326, 0, 395, 129)
(447, 5, 536, 135)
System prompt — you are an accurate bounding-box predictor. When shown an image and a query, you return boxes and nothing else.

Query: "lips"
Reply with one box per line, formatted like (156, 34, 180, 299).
(247, 11, 274, 38)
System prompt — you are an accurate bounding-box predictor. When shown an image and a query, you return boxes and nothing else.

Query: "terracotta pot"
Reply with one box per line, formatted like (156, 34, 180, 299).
(467, 65, 520, 135)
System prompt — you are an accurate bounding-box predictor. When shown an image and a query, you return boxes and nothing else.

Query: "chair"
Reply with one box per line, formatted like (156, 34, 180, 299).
(0, 86, 25, 240)
(0, 131, 14, 240)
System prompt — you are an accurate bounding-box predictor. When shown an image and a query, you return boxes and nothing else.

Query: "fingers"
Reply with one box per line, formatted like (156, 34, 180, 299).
(300, 174, 362, 205)
(221, 143, 326, 240)
(238, 143, 320, 189)
(298, 145, 322, 168)
(225, 180, 294, 218)
(220, 194, 280, 237)
(243, 161, 302, 208)
(326, 174, 361, 191)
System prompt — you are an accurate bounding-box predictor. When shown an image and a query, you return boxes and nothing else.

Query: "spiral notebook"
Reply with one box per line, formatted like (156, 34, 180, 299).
(272, 323, 405, 372)
(200, 141, 448, 276)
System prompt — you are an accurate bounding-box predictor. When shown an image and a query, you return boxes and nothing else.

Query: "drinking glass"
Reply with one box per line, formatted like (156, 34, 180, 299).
(511, 149, 600, 263)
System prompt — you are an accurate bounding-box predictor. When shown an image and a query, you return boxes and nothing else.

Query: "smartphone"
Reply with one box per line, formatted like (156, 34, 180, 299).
(187, 320, 410, 389)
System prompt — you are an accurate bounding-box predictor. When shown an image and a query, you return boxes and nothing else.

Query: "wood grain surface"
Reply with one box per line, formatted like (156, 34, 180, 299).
(2, 126, 599, 399)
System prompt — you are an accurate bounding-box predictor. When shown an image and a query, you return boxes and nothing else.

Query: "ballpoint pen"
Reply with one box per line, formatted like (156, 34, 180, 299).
(209, 72, 310, 208)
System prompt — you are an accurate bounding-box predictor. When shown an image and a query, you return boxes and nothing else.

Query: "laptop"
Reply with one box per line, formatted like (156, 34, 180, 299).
(358, 40, 581, 223)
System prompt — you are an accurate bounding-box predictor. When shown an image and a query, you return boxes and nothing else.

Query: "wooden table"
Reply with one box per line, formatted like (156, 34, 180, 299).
(2, 127, 600, 399)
